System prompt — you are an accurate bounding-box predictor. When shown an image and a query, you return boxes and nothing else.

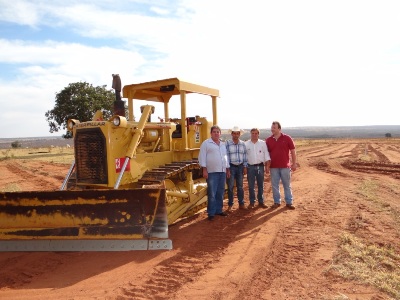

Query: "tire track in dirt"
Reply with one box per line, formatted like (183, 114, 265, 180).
(308, 158, 349, 177)
(117, 211, 259, 300)
(367, 144, 390, 162)
(305, 142, 400, 179)
(239, 176, 368, 300)
(346, 178, 400, 250)
(303, 140, 400, 247)
(300, 143, 351, 159)
(0, 252, 74, 288)
(341, 160, 400, 178)
(116, 173, 275, 299)
(376, 143, 400, 162)
(341, 142, 400, 179)
(304, 142, 359, 177)
(296, 144, 327, 156)
(244, 183, 346, 299)
(3, 161, 64, 191)
(172, 164, 356, 300)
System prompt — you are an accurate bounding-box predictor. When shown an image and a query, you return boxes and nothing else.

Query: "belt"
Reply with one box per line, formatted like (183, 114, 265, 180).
(248, 162, 264, 166)
(230, 163, 243, 166)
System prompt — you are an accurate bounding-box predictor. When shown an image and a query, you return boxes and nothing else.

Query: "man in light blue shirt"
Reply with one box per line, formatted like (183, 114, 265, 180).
(199, 125, 229, 221)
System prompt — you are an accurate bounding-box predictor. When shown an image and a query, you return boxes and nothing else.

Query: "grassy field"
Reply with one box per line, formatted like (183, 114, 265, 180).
(0, 146, 74, 164)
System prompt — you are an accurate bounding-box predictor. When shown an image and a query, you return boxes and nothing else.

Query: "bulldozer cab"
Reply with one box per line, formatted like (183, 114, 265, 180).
(122, 77, 219, 151)
(0, 77, 220, 251)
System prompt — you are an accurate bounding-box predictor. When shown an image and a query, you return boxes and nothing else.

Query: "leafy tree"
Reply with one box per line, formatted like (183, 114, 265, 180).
(385, 133, 392, 138)
(45, 82, 116, 138)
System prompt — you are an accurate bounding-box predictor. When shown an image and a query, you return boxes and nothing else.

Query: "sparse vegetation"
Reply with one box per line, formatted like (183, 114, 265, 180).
(360, 180, 392, 210)
(359, 179, 378, 202)
(330, 233, 400, 299)
(359, 179, 400, 234)
(1, 183, 21, 192)
(0, 147, 74, 164)
(320, 294, 350, 300)
(0, 150, 12, 160)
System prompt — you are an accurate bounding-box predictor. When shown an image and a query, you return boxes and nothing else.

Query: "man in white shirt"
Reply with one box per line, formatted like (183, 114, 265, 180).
(245, 128, 271, 208)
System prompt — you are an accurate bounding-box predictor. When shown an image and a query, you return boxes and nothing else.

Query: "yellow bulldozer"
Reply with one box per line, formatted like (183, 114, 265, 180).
(0, 76, 220, 251)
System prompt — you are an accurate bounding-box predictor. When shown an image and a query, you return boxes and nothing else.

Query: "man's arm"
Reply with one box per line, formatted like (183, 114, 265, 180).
(290, 149, 297, 171)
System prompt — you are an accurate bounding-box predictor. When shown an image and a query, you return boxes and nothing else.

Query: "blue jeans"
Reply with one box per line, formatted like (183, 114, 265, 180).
(247, 164, 265, 204)
(207, 172, 226, 217)
(270, 168, 293, 205)
(227, 164, 244, 206)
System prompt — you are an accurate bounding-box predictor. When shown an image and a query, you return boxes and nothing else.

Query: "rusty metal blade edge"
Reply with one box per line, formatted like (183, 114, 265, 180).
(0, 239, 172, 251)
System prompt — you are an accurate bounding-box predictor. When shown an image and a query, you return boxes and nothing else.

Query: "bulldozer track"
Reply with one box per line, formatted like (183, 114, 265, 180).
(138, 159, 207, 222)
(137, 159, 201, 185)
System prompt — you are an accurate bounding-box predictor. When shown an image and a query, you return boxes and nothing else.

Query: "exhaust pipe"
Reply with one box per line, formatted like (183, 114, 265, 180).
(112, 74, 125, 116)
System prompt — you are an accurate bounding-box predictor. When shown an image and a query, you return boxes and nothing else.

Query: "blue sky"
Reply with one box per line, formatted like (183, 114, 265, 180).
(1, 0, 400, 138)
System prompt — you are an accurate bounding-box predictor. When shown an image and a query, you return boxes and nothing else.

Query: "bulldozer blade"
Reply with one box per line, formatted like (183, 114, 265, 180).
(0, 188, 172, 251)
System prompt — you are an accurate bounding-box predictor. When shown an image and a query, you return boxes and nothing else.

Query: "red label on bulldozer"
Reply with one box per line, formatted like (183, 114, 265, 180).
(115, 157, 131, 173)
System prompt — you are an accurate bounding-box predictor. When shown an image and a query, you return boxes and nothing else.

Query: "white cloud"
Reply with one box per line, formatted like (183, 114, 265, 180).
(0, 0, 40, 27)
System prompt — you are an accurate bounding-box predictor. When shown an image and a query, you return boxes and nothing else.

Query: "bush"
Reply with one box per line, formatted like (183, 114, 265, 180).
(11, 141, 22, 148)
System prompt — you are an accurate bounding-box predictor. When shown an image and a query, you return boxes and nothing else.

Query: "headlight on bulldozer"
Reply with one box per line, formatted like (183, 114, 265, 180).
(112, 115, 127, 127)
(67, 119, 80, 131)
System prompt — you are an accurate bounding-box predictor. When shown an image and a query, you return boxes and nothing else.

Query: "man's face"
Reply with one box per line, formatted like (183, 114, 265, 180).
(211, 128, 221, 140)
(231, 131, 241, 141)
(271, 124, 280, 134)
(250, 130, 259, 140)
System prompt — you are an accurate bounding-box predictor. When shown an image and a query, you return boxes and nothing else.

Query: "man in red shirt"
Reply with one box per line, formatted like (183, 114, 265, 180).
(266, 121, 297, 209)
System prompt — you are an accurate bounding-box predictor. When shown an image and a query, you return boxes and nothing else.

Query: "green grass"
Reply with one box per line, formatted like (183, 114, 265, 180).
(330, 233, 400, 299)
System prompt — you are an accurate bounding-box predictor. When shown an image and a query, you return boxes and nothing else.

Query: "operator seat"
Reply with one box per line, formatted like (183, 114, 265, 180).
(172, 124, 182, 138)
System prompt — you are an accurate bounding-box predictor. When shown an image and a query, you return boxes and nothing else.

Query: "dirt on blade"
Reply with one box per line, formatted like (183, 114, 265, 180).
(0, 139, 399, 300)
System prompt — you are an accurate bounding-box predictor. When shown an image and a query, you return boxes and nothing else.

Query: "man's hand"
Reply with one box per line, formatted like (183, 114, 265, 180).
(202, 168, 208, 179)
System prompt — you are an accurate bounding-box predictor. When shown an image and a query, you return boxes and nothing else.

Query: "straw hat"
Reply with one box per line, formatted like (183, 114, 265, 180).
(228, 126, 245, 134)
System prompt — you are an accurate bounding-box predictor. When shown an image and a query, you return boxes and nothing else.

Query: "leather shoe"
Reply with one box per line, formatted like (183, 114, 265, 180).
(208, 216, 215, 221)
(239, 204, 246, 210)
(218, 212, 228, 217)
(286, 204, 295, 210)
(258, 203, 268, 208)
(272, 203, 281, 209)
(226, 206, 233, 212)
(247, 203, 255, 209)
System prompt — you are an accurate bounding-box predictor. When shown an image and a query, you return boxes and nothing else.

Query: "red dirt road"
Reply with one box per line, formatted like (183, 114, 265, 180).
(0, 139, 399, 300)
